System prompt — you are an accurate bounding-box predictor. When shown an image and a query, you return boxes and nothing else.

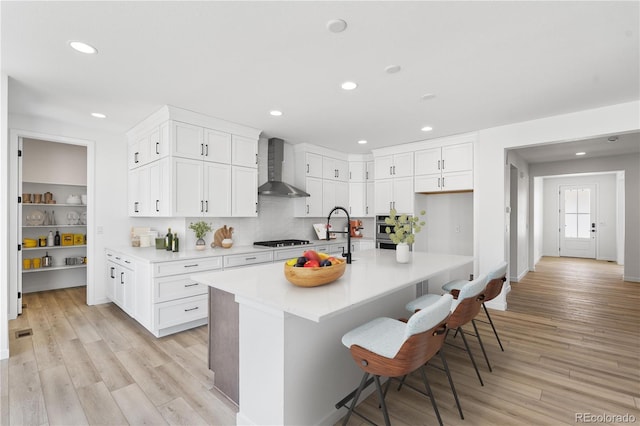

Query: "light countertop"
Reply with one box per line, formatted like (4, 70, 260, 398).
(106, 238, 372, 263)
(191, 249, 473, 323)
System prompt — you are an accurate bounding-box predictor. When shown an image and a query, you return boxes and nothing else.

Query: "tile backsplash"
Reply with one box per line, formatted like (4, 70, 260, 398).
(131, 195, 374, 249)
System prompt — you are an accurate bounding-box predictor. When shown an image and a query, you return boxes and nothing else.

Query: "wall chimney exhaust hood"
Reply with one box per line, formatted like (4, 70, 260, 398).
(258, 138, 310, 197)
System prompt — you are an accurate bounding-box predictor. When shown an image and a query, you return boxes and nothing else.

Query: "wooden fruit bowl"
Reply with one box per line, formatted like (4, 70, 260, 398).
(284, 261, 347, 287)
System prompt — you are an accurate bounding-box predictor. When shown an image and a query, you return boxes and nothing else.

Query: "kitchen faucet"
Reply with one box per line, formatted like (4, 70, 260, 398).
(326, 206, 352, 264)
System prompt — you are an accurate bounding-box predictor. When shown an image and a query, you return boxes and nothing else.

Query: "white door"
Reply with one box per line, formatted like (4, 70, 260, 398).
(559, 184, 596, 258)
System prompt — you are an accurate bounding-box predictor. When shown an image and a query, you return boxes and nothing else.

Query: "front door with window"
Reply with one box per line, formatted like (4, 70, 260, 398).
(559, 184, 596, 258)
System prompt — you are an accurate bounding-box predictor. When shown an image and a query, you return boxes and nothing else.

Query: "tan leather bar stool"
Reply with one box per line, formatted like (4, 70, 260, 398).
(407, 275, 490, 386)
(337, 294, 453, 426)
(443, 261, 508, 351)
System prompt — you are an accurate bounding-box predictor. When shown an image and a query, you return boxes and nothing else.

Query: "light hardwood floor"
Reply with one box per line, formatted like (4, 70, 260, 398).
(2, 257, 639, 425)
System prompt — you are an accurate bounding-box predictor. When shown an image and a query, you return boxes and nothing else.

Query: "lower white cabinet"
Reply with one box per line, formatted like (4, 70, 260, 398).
(223, 251, 273, 269)
(105, 250, 135, 316)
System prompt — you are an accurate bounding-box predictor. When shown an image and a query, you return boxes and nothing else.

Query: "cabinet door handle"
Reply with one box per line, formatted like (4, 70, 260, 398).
(393, 165, 396, 175)
(156, 200, 159, 212)
(366, 206, 369, 215)
(389, 201, 392, 210)
(442, 177, 445, 188)
(438, 177, 441, 188)
(205, 144, 209, 156)
(183, 264, 199, 268)
(184, 307, 199, 312)
(245, 257, 257, 261)
(442, 159, 445, 170)
(115, 256, 121, 260)
(255, 202, 258, 214)
(110, 267, 115, 279)
(155, 142, 160, 155)
(307, 164, 310, 174)
(184, 283, 199, 288)
(255, 153, 258, 164)
(389, 166, 393, 176)
(200, 144, 204, 156)
(306, 205, 309, 214)
(200, 200, 204, 212)
(134, 202, 139, 213)
(134, 152, 139, 164)
(438, 160, 440, 170)
(124, 260, 131, 264)
(205, 200, 208, 212)
(120, 272, 124, 284)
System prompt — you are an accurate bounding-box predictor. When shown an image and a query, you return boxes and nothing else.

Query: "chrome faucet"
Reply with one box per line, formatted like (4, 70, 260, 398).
(326, 206, 352, 264)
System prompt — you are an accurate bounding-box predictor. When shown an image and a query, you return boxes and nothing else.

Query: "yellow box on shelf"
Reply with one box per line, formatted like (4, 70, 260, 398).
(73, 234, 85, 245)
(61, 233, 74, 246)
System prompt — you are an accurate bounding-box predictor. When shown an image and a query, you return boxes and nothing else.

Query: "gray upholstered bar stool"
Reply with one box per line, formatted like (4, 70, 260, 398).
(338, 294, 453, 426)
(406, 275, 490, 386)
(442, 261, 508, 351)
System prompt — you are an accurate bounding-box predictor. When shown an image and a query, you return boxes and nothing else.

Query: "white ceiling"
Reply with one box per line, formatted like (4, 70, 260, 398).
(2, 1, 639, 155)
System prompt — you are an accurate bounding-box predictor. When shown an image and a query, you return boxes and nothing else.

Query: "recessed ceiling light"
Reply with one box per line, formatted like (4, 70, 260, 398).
(270, 110, 283, 116)
(385, 65, 402, 74)
(357, 140, 367, 145)
(326, 19, 347, 33)
(420, 93, 436, 101)
(91, 112, 106, 118)
(69, 41, 97, 54)
(341, 81, 358, 90)
(421, 126, 433, 132)
(576, 152, 586, 156)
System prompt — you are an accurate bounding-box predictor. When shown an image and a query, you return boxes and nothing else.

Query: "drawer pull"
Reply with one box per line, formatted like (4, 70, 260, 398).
(245, 257, 256, 261)
(184, 307, 199, 312)
(184, 283, 199, 288)
(183, 264, 199, 268)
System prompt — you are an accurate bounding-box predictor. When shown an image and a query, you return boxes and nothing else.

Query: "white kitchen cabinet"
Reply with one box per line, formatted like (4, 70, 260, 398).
(323, 157, 348, 181)
(223, 251, 273, 269)
(128, 123, 170, 170)
(232, 135, 258, 168)
(375, 176, 414, 214)
(323, 180, 349, 217)
(296, 177, 323, 217)
(130, 158, 171, 216)
(366, 181, 374, 217)
(375, 152, 413, 179)
(127, 107, 261, 218)
(349, 161, 365, 182)
(351, 239, 376, 252)
(304, 153, 323, 178)
(105, 250, 135, 316)
(231, 166, 258, 217)
(366, 161, 375, 181)
(173, 158, 232, 217)
(414, 142, 473, 193)
(349, 182, 366, 217)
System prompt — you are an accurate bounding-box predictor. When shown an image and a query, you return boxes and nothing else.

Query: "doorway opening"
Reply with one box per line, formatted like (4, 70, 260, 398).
(559, 184, 597, 259)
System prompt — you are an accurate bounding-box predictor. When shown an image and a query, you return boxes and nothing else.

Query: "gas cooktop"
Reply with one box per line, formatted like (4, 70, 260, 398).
(253, 239, 311, 248)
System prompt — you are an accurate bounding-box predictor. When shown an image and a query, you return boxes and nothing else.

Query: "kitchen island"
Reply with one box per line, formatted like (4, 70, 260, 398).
(191, 249, 473, 426)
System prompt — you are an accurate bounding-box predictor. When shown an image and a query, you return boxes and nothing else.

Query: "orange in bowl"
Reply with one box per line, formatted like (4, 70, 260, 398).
(284, 261, 347, 287)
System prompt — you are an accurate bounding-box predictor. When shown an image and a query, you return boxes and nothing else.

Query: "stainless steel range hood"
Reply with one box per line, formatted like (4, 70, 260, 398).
(258, 138, 310, 197)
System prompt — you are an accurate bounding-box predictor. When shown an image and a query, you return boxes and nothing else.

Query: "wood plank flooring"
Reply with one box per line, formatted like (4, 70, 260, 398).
(2, 256, 639, 425)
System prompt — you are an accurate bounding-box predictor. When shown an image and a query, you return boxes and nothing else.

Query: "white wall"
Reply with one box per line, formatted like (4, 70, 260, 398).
(506, 150, 530, 281)
(532, 177, 544, 266)
(541, 173, 618, 261)
(1, 73, 10, 359)
(617, 171, 625, 265)
(475, 100, 640, 309)
(414, 192, 473, 255)
(22, 138, 87, 185)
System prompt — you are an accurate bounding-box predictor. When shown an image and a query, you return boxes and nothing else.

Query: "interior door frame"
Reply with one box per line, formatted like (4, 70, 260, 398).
(8, 129, 95, 320)
(558, 183, 597, 259)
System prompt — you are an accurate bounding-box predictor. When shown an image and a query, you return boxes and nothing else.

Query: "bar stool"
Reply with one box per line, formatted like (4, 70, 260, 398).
(407, 275, 490, 386)
(443, 261, 508, 351)
(338, 294, 453, 426)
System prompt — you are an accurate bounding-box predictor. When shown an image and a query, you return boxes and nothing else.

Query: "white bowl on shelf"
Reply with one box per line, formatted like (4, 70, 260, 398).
(66, 195, 81, 204)
(81, 194, 87, 205)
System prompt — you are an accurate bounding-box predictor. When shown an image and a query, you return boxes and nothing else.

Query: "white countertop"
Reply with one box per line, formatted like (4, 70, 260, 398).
(191, 249, 473, 323)
(106, 238, 372, 263)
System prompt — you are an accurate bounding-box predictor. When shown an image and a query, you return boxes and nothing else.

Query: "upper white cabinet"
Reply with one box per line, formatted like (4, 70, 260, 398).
(232, 135, 258, 168)
(127, 106, 261, 217)
(305, 153, 323, 179)
(323, 157, 348, 182)
(414, 142, 473, 193)
(348, 160, 374, 217)
(128, 122, 169, 169)
(374, 152, 413, 179)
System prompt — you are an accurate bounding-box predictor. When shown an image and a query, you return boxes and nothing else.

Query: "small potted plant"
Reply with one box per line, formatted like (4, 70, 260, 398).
(189, 221, 213, 251)
(385, 209, 425, 263)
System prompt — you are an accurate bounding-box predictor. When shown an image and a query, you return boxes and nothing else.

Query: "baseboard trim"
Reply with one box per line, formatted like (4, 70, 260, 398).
(623, 275, 640, 283)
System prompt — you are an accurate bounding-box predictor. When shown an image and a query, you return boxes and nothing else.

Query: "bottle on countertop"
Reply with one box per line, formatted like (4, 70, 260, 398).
(165, 228, 173, 251)
(54, 230, 61, 246)
(47, 230, 54, 247)
(172, 233, 179, 252)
